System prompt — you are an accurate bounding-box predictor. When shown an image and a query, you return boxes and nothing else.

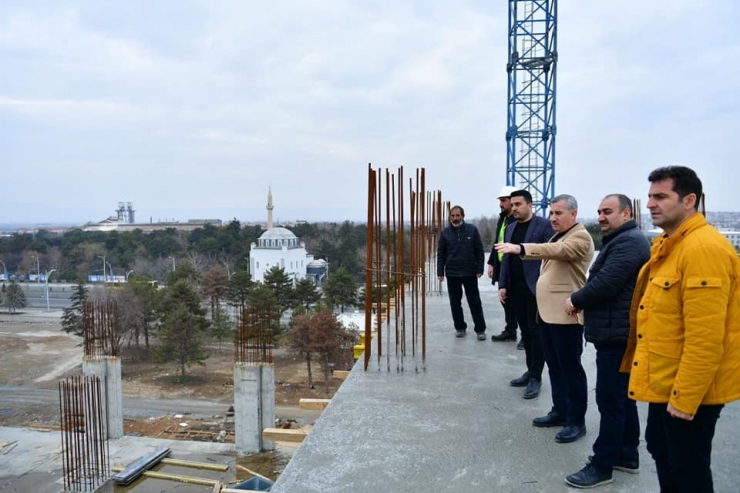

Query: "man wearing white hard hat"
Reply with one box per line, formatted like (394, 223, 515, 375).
(488, 185, 521, 345)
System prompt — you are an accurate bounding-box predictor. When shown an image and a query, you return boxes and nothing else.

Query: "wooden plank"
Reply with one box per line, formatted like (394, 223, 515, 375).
(235, 463, 271, 481)
(262, 427, 308, 443)
(160, 458, 229, 472)
(298, 398, 330, 410)
(333, 370, 350, 380)
(112, 466, 218, 487)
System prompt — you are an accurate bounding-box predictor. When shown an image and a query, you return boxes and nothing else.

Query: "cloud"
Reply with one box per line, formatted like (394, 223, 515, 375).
(0, 0, 738, 225)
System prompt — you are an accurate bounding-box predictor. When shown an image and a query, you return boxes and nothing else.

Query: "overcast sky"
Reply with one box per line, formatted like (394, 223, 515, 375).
(2, 1, 739, 226)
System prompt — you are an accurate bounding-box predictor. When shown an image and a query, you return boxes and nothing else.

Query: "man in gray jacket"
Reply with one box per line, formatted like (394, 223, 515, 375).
(563, 194, 650, 488)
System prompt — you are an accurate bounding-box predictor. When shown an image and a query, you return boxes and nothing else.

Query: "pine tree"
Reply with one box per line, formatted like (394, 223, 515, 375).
(263, 266, 294, 314)
(61, 283, 87, 337)
(153, 279, 210, 378)
(3, 282, 28, 313)
(210, 304, 233, 349)
(323, 267, 359, 313)
(293, 278, 321, 311)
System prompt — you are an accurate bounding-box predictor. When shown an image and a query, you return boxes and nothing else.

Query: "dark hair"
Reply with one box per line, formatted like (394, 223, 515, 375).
(648, 166, 703, 209)
(450, 205, 465, 217)
(510, 189, 532, 204)
(604, 193, 633, 216)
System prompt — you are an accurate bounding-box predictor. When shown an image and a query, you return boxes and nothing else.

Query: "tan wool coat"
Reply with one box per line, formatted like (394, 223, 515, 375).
(521, 223, 595, 325)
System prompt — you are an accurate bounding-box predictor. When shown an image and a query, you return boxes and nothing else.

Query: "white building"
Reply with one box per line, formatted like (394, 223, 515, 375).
(646, 227, 740, 251)
(249, 188, 326, 283)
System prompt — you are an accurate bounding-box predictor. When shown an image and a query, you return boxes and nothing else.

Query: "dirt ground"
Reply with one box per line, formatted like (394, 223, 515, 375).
(0, 310, 346, 440)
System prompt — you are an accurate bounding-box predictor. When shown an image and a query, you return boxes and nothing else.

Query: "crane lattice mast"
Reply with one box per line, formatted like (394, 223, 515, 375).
(506, 0, 557, 216)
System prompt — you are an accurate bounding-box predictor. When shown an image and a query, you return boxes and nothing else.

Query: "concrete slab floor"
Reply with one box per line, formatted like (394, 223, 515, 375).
(0, 428, 238, 493)
(272, 279, 740, 493)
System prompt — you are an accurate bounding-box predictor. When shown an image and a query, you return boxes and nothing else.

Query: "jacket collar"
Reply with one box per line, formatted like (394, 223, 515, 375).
(602, 219, 637, 245)
(650, 212, 706, 265)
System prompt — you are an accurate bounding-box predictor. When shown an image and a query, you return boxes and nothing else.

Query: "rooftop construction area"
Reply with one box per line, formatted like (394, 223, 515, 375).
(2, 280, 739, 492)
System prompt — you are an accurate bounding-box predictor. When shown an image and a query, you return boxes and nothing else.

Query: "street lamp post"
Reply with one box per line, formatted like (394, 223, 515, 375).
(45, 269, 56, 311)
(126, 270, 134, 281)
(31, 255, 40, 282)
(98, 255, 106, 284)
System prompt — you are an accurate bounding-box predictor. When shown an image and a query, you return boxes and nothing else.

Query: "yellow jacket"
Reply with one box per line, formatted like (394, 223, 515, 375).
(620, 213, 740, 414)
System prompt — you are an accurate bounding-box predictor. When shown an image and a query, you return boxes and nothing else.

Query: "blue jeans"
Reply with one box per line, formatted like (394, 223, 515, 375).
(590, 343, 640, 472)
(540, 322, 588, 426)
(446, 276, 486, 333)
(646, 402, 723, 493)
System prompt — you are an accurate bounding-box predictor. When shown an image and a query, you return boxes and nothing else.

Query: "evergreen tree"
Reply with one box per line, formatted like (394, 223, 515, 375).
(3, 282, 28, 313)
(153, 305, 209, 378)
(153, 279, 210, 378)
(210, 304, 233, 349)
(293, 278, 321, 311)
(225, 270, 254, 310)
(247, 283, 282, 337)
(61, 283, 87, 336)
(323, 267, 359, 313)
(263, 266, 294, 314)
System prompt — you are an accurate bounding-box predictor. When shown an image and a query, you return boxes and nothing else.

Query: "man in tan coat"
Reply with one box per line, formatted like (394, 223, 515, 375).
(496, 194, 594, 443)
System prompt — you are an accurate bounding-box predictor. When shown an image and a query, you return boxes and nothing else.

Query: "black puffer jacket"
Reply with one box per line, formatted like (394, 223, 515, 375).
(570, 220, 650, 345)
(437, 221, 484, 278)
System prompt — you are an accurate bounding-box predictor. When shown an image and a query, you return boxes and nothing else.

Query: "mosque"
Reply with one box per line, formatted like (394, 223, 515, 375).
(249, 188, 328, 285)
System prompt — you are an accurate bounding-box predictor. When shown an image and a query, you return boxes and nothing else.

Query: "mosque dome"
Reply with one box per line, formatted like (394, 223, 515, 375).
(256, 227, 300, 248)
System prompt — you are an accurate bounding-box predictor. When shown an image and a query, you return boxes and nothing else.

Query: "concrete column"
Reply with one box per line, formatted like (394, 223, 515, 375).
(105, 357, 123, 439)
(261, 364, 276, 451)
(234, 362, 275, 453)
(82, 356, 123, 439)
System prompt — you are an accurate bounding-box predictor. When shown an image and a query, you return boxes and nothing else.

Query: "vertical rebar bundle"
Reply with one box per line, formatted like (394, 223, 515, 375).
(83, 300, 120, 358)
(235, 304, 273, 364)
(59, 375, 109, 492)
(365, 164, 444, 371)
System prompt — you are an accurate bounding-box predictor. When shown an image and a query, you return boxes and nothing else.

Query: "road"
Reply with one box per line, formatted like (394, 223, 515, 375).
(0, 386, 322, 422)
(15, 282, 77, 309)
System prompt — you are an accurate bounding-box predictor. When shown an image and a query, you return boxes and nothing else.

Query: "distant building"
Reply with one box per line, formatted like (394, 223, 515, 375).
(249, 188, 327, 284)
(82, 202, 222, 232)
(646, 226, 740, 251)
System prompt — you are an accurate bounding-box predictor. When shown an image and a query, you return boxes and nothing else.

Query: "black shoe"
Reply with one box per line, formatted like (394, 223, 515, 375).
(516, 339, 525, 350)
(491, 330, 516, 341)
(532, 411, 567, 428)
(476, 332, 487, 341)
(509, 372, 530, 387)
(587, 455, 640, 474)
(556, 424, 587, 443)
(565, 464, 613, 489)
(455, 330, 466, 338)
(522, 378, 541, 399)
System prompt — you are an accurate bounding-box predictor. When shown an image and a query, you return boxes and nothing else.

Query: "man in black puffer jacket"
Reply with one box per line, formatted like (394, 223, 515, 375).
(437, 205, 487, 340)
(563, 194, 650, 489)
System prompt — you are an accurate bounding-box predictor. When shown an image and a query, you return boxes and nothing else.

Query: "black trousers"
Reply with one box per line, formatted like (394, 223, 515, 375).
(501, 292, 518, 333)
(540, 322, 588, 426)
(446, 276, 486, 333)
(590, 343, 640, 472)
(510, 281, 543, 380)
(646, 402, 723, 493)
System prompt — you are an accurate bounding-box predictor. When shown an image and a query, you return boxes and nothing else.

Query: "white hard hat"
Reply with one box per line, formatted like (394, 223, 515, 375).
(497, 185, 520, 199)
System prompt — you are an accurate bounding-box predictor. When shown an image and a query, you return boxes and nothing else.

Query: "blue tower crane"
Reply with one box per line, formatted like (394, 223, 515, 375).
(506, 0, 557, 216)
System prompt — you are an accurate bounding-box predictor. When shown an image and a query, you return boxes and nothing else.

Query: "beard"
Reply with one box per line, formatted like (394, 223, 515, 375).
(451, 219, 463, 227)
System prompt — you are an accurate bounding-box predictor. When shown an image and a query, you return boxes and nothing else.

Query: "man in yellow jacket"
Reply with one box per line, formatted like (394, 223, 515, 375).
(621, 166, 740, 493)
